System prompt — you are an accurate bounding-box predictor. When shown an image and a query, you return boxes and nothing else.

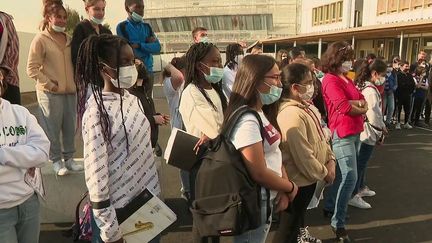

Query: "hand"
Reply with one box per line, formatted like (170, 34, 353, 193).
(275, 191, 290, 212)
(130, 43, 140, 49)
(287, 181, 298, 202)
(324, 160, 336, 184)
(146, 36, 156, 43)
(27, 167, 36, 178)
(51, 80, 59, 92)
(194, 134, 210, 154)
(162, 114, 170, 124)
(154, 115, 165, 125)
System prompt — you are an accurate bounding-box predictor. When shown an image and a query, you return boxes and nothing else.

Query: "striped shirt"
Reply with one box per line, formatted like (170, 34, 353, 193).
(82, 90, 160, 242)
(0, 12, 19, 86)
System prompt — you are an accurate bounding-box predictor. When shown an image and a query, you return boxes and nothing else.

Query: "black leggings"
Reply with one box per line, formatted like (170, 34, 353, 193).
(273, 183, 317, 243)
(397, 95, 411, 124)
(410, 97, 426, 124)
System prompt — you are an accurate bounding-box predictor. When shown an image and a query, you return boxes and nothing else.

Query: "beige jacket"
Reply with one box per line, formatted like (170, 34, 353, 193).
(277, 99, 335, 187)
(27, 30, 75, 94)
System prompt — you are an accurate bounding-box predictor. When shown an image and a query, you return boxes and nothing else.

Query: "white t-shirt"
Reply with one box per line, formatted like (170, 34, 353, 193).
(163, 77, 184, 129)
(230, 110, 282, 199)
(222, 65, 237, 99)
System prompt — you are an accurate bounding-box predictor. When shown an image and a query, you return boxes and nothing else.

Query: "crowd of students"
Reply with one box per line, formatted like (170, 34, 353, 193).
(1, 0, 431, 243)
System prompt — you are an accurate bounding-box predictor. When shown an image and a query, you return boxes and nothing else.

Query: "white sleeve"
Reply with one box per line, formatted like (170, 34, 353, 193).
(230, 114, 262, 150)
(83, 112, 122, 242)
(163, 77, 176, 98)
(0, 108, 49, 169)
(365, 90, 385, 129)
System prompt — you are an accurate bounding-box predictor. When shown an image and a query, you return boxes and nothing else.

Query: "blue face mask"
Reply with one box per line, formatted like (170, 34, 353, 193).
(259, 82, 282, 105)
(131, 12, 143, 23)
(201, 62, 224, 84)
(200, 36, 209, 44)
(315, 70, 324, 79)
(90, 16, 104, 25)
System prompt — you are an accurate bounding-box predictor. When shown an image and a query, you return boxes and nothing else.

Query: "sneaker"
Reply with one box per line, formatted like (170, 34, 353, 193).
(181, 191, 191, 202)
(298, 226, 322, 243)
(65, 159, 84, 171)
(395, 123, 401, 130)
(402, 123, 413, 129)
(53, 162, 69, 176)
(333, 227, 352, 243)
(348, 195, 371, 209)
(358, 186, 376, 197)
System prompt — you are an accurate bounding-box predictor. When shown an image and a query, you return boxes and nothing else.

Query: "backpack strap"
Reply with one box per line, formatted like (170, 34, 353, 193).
(222, 105, 265, 139)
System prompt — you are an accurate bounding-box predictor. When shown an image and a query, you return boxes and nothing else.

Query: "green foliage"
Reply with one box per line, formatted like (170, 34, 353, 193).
(65, 5, 81, 36)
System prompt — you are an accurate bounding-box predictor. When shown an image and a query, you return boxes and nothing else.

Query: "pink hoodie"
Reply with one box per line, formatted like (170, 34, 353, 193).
(322, 73, 364, 138)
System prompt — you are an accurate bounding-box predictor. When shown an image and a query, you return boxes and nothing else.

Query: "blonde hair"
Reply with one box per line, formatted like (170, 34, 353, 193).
(83, 0, 106, 8)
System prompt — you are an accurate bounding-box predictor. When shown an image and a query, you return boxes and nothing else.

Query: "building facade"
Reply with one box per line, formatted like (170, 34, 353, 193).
(144, 0, 300, 52)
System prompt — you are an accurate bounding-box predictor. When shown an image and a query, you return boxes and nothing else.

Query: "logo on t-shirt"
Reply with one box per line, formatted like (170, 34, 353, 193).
(263, 124, 280, 145)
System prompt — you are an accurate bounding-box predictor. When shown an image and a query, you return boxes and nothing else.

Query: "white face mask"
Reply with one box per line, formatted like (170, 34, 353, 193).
(51, 25, 66, 32)
(374, 76, 386, 86)
(90, 16, 104, 25)
(103, 63, 138, 89)
(341, 61, 352, 73)
(298, 84, 315, 101)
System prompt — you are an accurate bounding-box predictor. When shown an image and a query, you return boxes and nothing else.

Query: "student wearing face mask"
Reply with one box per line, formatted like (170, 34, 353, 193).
(410, 66, 429, 127)
(27, 0, 82, 176)
(192, 27, 209, 44)
(225, 54, 297, 243)
(395, 61, 416, 130)
(222, 43, 244, 99)
(75, 34, 161, 243)
(383, 63, 398, 127)
(320, 42, 367, 243)
(268, 63, 335, 243)
(117, 0, 161, 98)
(276, 49, 289, 68)
(71, 0, 112, 68)
(180, 42, 227, 243)
(349, 59, 388, 210)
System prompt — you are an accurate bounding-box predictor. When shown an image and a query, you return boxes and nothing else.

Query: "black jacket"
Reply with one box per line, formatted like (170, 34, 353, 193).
(128, 86, 158, 148)
(71, 20, 112, 67)
(396, 71, 416, 97)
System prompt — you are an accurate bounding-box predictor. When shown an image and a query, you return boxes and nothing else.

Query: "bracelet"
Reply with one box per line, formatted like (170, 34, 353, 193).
(288, 180, 295, 194)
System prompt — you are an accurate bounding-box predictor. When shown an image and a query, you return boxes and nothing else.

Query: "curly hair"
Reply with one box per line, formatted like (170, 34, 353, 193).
(321, 41, 354, 74)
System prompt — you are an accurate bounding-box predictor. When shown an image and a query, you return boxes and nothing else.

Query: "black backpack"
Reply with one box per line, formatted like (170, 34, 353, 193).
(191, 105, 270, 237)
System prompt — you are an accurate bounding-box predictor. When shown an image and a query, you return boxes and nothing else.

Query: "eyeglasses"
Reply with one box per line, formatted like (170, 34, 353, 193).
(264, 74, 281, 80)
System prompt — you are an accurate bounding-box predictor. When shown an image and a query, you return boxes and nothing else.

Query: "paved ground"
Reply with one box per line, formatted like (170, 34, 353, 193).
(24, 92, 432, 243)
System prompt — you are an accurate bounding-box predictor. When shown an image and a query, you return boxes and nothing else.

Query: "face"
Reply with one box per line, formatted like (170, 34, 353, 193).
(197, 47, 222, 75)
(193, 30, 208, 43)
(257, 64, 282, 94)
(281, 53, 288, 60)
(401, 64, 410, 72)
(371, 70, 386, 83)
(86, 0, 106, 19)
(418, 51, 427, 61)
(47, 9, 67, 28)
(101, 44, 135, 81)
(293, 71, 313, 96)
(128, 1, 144, 16)
(251, 47, 263, 55)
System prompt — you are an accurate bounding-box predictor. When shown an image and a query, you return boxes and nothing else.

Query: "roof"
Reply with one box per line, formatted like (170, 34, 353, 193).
(261, 19, 432, 44)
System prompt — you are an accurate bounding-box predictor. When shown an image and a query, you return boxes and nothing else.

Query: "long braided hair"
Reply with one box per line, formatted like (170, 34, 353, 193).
(224, 43, 243, 70)
(184, 42, 227, 111)
(75, 34, 130, 150)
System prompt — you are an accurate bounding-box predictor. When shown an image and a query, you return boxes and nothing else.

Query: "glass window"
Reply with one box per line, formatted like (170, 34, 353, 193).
(323, 5, 329, 23)
(337, 1, 343, 21)
(399, 0, 410, 10)
(377, 0, 387, 15)
(388, 0, 398, 12)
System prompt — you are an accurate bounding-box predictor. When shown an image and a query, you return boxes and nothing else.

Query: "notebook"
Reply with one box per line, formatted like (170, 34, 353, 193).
(164, 128, 200, 171)
(117, 188, 177, 243)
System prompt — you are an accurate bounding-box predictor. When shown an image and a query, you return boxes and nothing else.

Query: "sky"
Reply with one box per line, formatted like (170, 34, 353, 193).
(2, 1, 127, 33)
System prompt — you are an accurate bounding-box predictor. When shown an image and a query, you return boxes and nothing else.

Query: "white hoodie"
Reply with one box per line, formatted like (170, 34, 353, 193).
(0, 98, 50, 209)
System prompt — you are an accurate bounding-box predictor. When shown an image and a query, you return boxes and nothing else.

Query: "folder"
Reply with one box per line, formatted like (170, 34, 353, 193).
(117, 188, 177, 243)
(164, 128, 200, 171)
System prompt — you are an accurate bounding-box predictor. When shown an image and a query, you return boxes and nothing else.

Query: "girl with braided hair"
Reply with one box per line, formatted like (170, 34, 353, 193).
(223, 43, 243, 99)
(27, 0, 82, 176)
(75, 34, 160, 243)
(179, 42, 227, 147)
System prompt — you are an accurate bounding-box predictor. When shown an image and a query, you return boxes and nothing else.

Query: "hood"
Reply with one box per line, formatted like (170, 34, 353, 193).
(279, 98, 310, 111)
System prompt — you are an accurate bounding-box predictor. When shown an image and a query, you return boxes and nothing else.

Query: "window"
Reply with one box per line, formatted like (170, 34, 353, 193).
(377, 0, 387, 15)
(388, 0, 398, 12)
(318, 7, 323, 25)
(411, 0, 424, 9)
(312, 8, 318, 26)
(399, 0, 410, 10)
(324, 5, 330, 23)
(330, 3, 337, 22)
(337, 1, 343, 21)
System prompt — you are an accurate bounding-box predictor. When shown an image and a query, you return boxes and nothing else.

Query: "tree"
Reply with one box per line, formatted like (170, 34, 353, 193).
(65, 6, 80, 36)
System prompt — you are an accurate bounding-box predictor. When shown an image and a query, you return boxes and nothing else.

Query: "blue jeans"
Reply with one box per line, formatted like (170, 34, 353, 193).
(180, 169, 190, 193)
(233, 188, 272, 243)
(353, 143, 375, 196)
(91, 212, 161, 243)
(383, 92, 395, 124)
(324, 133, 360, 229)
(0, 194, 40, 243)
